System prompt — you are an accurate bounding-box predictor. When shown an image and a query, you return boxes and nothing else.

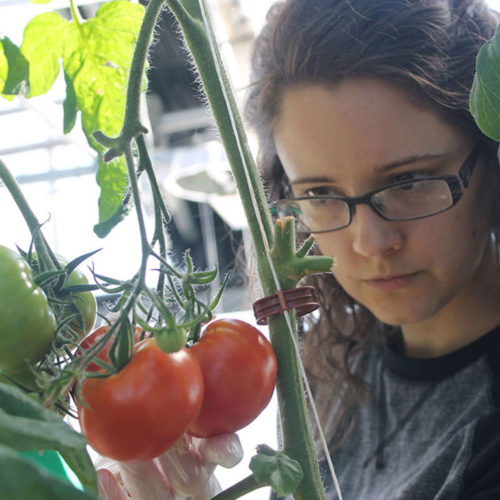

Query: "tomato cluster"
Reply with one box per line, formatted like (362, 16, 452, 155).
(77, 318, 277, 463)
(0, 245, 96, 383)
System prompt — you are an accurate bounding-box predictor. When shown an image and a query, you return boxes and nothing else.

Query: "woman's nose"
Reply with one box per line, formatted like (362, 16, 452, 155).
(350, 204, 404, 258)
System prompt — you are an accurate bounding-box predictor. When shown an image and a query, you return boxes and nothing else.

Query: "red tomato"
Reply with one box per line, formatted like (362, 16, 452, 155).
(187, 318, 277, 438)
(78, 339, 204, 462)
(76, 325, 143, 372)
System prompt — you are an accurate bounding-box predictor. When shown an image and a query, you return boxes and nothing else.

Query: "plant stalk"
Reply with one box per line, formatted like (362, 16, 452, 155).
(211, 474, 263, 500)
(0, 160, 54, 270)
(122, 0, 164, 139)
(164, 1, 327, 498)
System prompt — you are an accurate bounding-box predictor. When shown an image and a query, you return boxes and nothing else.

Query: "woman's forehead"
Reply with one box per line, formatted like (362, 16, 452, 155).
(273, 79, 468, 174)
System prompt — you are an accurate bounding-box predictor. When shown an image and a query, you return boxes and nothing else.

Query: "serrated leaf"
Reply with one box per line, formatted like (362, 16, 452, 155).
(0, 445, 98, 500)
(0, 36, 29, 96)
(62, 1, 145, 143)
(20, 12, 68, 97)
(60, 1, 144, 232)
(95, 154, 132, 233)
(250, 449, 304, 497)
(470, 24, 500, 144)
(0, 383, 97, 492)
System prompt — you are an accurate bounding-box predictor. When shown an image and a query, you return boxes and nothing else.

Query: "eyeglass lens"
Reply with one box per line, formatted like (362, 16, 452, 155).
(277, 178, 455, 232)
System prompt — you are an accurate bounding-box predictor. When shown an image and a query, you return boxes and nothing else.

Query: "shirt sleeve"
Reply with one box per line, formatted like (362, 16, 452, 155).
(459, 411, 500, 499)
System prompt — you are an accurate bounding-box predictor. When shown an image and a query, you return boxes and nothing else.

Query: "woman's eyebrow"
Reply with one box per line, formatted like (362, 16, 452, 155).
(290, 152, 447, 185)
(374, 152, 446, 173)
(291, 175, 335, 185)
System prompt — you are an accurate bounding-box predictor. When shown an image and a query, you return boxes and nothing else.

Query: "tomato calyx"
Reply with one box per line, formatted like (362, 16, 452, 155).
(20, 247, 99, 338)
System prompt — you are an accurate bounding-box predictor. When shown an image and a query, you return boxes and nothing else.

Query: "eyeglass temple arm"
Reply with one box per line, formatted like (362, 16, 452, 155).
(458, 145, 481, 188)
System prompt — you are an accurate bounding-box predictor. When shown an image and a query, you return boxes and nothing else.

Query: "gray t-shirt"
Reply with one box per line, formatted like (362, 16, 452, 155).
(320, 325, 500, 500)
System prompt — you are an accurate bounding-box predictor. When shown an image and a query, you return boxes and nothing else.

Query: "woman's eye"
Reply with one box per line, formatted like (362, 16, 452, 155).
(305, 186, 338, 196)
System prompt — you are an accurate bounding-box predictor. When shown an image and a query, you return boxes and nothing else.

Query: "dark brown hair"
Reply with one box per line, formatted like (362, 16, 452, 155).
(244, 0, 499, 449)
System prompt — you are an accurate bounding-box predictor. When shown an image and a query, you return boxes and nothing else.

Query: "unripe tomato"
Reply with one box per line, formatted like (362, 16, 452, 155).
(65, 267, 96, 336)
(79, 339, 204, 462)
(27, 252, 96, 337)
(0, 246, 55, 375)
(187, 318, 277, 438)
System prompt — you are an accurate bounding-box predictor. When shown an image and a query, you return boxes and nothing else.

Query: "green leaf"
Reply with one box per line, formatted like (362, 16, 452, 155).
(62, 1, 145, 143)
(60, 1, 144, 230)
(30, 0, 53, 4)
(94, 154, 132, 236)
(249, 447, 304, 497)
(470, 23, 500, 144)
(0, 383, 97, 492)
(0, 36, 29, 96)
(0, 445, 98, 500)
(63, 69, 78, 134)
(20, 12, 68, 97)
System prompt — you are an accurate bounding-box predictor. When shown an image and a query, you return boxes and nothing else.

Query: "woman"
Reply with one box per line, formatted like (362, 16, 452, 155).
(100, 0, 500, 498)
(245, 0, 500, 498)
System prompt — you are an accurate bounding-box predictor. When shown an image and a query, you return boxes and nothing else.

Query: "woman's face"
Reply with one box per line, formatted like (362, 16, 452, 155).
(273, 79, 497, 336)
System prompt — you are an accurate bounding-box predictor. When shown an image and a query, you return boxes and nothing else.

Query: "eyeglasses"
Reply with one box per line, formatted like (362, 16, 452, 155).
(271, 145, 480, 233)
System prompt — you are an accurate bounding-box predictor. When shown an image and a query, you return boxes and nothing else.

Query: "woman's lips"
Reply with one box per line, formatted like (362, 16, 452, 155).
(364, 272, 418, 291)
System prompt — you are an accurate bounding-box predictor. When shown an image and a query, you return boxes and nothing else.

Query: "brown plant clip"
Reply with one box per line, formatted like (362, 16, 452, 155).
(252, 286, 320, 325)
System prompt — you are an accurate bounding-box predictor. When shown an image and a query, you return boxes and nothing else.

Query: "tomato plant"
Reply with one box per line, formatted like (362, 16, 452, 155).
(187, 318, 277, 438)
(78, 338, 204, 462)
(0, 245, 55, 376)
(76, 325, 143, 372)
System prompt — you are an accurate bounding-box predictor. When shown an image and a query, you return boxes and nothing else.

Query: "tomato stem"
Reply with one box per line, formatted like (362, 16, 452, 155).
(211, 474, 263, 499)
(69, 0, 83, 26)
(0, 160, 57, 272)
(164, 1, 331, 498)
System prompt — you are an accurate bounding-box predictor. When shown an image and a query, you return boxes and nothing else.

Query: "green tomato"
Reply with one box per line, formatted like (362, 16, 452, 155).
(154, 327, 187, 353)
(65, 267, 96, 336)
(0, 246, 55, 375)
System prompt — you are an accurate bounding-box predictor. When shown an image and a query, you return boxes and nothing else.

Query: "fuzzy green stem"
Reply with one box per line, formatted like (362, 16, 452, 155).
(164, 2, 328, 498)
(122, 0, 164, 139)
(0, 160, 54, 269)
(269, 314, 325, 500)
(123, 145, 150, 283)
(165, 0, 274, 270)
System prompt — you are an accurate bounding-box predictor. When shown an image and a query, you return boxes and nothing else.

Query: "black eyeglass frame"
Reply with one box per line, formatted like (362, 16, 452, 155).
(271, 145, 481, 233)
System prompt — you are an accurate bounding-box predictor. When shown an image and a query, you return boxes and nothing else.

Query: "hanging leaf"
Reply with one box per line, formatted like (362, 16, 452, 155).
(20, 12, 67, 97)
(62, 1, 144, 233)
(470, 23, 500, 144)
(94, 155, 130, 236)
(18, 0, 144, 235)
(61, 1, 144, 149)
(0, 445, 98, 500)
(0, 36, 29, 97)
